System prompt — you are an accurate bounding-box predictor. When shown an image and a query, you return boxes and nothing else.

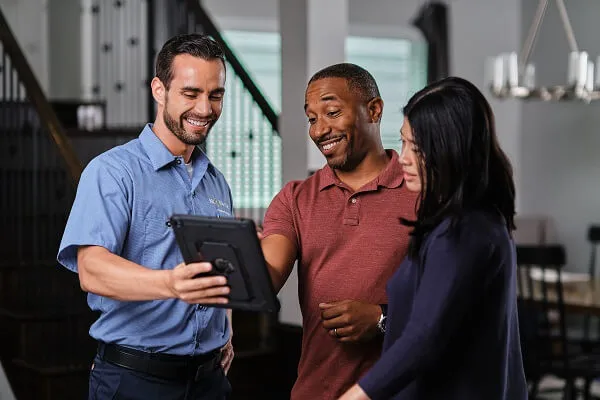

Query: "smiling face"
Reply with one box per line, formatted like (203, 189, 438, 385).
(152, 54, 226, 146)
(304, 77, 381, 171)
(399, 117, 423, 192)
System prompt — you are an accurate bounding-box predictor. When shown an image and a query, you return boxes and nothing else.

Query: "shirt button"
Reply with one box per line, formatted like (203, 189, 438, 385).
(351, 198, 357, 204)
(175, 158, 181, 165)
(191, 191, 196, 197)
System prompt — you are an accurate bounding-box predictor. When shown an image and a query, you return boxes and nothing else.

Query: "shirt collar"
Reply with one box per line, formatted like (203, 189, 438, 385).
(318, 149, 405, 191)
(139, 123, 211, 171)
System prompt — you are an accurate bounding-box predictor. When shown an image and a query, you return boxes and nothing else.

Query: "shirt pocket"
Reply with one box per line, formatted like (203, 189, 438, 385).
(142, 208, 172, 269)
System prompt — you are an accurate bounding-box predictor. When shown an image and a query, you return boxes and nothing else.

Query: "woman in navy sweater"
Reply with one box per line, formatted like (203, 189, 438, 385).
(340, 77, 528, 400)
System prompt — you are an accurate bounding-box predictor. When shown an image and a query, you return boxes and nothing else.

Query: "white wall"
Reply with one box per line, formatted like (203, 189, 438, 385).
(203, 0, 421, 35)
(0, 0, 49, 92)
(202, 0, 278, 31)
(0, 0, 82, 99)
(451, 0, 523, 209)
(519, 0, 600, 272)
(48, 0, 81, 99)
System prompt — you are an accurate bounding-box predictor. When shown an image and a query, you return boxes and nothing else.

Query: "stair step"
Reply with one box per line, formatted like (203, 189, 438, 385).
(0, 308, 96, 366)
(0, 295, 88, 318)
(12, 358, 90, 375)
(0, 263, 96, 371)
(9, 358, 90, 400)
(0, 265, 85, 308)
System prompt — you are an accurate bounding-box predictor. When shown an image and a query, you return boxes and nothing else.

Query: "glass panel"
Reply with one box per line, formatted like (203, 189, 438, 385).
(347, 36, 428, 152)
(205, 61, 282, 212)
(221, 31, 281, 113)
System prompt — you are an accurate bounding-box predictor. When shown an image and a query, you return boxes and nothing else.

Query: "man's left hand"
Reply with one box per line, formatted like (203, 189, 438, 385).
(319, 300, 381, 342)
(220, 337, 234, 374)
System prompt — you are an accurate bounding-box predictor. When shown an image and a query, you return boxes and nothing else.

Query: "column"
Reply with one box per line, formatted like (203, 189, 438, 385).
(278, 0, 348, 326)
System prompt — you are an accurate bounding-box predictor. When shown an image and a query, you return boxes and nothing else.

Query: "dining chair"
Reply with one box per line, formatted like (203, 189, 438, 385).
(517, 244, 600, 400)
(588, 226, 600, 279)
(581, 226, 600, 347)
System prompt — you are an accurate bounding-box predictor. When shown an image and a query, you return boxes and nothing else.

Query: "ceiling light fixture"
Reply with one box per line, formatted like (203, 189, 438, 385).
(488, 0, 600, 103)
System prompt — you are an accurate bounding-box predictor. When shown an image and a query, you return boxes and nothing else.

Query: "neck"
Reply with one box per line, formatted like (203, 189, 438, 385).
(334, 147, 390, 191)
(152, 115, 195, 162)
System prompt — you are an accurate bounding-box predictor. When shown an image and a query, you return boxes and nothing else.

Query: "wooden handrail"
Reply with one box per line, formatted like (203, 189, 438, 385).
(0, 8, 83, 184)
(185, 0, 279, 133)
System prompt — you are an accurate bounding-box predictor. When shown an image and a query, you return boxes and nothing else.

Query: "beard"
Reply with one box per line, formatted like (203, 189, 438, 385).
(163, 105, 215, 146)
(329, 153, 363, 172)
(320, 135, 365, 172)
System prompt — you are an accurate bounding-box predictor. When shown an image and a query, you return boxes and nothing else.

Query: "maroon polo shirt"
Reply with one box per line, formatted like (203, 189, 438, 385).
(263, 150, 418, 399)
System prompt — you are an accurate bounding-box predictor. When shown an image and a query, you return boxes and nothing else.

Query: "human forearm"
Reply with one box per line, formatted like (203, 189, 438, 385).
(268, 263, 290, 293)
(261, 234, 296, 293)
(78, 245, 172, 300)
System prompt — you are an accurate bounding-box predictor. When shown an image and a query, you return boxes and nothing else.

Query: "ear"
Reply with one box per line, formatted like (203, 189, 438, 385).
(151, 77, 166, 107)
(367, 97, 384, 123)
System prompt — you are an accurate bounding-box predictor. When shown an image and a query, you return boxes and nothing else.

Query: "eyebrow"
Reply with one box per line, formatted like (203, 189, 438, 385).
(180, 87, 226, 95)
(304, 94, 340, 111)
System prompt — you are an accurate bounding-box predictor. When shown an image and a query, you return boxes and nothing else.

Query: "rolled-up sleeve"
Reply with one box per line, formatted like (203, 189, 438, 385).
(57, 156, 132, 273)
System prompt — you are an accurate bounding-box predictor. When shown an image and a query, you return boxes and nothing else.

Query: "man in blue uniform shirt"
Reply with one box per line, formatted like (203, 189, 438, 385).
(58, 33, 234, 400)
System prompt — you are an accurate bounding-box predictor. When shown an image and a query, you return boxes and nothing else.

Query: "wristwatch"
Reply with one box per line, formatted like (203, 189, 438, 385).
(376, 304, 387, 334)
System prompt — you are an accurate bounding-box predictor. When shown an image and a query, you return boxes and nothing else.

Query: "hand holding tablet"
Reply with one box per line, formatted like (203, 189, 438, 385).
(170, 215, 280, 312)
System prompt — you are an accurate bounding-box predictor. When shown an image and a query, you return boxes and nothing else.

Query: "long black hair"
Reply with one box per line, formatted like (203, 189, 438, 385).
(402, 76, 516, 259)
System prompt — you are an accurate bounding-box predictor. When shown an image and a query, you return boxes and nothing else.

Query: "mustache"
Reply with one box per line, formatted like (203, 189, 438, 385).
(181, 111, 214, 121)
(316, 134, 345, 145)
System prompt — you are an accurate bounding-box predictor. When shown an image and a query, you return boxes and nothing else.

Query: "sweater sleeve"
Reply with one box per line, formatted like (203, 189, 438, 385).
(359, 224, 494, 399)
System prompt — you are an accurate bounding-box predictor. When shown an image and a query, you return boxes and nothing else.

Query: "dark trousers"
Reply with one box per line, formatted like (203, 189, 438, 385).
(88, 355, 232, 400)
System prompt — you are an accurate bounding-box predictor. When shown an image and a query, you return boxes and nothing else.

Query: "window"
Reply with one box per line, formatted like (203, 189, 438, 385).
(346, 36, 427, 150)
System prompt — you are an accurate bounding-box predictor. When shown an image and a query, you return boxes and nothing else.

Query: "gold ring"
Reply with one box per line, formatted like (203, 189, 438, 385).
(334, 328, 339, 338)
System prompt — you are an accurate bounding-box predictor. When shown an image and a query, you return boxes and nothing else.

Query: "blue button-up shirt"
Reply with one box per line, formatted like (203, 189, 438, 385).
(57, 124, 232, 356)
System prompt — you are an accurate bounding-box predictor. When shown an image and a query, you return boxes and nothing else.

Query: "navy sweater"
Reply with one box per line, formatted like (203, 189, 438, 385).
(359, 210, 528, 399)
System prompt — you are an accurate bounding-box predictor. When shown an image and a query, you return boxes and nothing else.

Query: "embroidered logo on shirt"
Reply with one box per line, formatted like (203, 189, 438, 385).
(208, 198, 228, 209)
(209, 198, 231, 216)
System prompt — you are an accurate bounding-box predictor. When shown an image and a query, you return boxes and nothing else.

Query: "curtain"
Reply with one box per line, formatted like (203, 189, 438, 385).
(412, 2, 450, 83)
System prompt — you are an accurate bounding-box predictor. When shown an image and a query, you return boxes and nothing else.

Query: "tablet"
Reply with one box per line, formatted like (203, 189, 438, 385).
(169, 214, 280, 313)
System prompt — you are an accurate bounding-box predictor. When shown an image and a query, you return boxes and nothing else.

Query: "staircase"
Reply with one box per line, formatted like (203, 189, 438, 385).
(0, 1, 300, 398)
(0, 7, 96, 399)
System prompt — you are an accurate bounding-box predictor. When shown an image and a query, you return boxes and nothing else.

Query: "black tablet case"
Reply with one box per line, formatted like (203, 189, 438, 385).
(170, 215, 280, 313)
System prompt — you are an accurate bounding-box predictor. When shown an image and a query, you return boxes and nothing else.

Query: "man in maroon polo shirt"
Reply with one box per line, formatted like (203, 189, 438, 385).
(261, 63, 417, 399)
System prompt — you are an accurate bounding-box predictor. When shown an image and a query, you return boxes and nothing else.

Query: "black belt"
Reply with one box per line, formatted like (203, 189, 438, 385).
(97, 342, 222, 382)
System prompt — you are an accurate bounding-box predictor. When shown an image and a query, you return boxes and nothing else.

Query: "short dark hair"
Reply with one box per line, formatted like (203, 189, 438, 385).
(402, 76, 516, 258)
(308, 63, 380, 102)
(155, 33, 225, 89)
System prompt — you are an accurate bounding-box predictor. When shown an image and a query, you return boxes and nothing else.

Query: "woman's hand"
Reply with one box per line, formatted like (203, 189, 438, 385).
(338, 384, 371, 400)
